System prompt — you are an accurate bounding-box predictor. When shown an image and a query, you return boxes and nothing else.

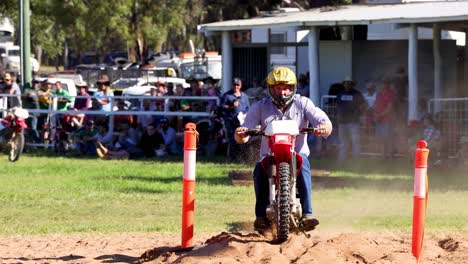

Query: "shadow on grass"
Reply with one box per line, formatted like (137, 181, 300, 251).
(121, 175, 232, 185)
(120, 186, 167, 194)
(23, 148, 226, 161)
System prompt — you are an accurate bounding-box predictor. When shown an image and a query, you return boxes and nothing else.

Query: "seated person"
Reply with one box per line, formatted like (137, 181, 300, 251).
(158, 117, 178, 155)
(97, 127, 140, 159)
(95, 123, 113, 147)
(139, 123, 166, 158)
(73, 120, 98, 156)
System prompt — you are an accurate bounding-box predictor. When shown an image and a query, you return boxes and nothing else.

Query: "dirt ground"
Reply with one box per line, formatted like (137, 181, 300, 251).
(1, 230, 467, 264)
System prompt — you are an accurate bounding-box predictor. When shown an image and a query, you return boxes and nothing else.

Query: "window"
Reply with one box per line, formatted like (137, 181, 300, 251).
(271, 32, 287, 56)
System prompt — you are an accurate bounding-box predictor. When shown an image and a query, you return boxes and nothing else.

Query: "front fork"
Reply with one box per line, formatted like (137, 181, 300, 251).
(266, 159, 276, 221)
(265, 153, 302, 222)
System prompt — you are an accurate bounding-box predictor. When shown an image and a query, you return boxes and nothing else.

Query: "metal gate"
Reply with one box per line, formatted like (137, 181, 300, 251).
(232, 47, 268, 88)
(429, 97, 468, 158)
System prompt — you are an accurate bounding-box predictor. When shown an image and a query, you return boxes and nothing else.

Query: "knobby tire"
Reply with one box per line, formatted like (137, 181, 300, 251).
(9, 132, 24, 162)
(277, 162, 291, 243)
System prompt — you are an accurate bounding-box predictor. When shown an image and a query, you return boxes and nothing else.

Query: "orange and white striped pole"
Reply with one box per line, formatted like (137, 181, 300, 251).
(182, 123, 198, 248)
(412, 140, 430, 263)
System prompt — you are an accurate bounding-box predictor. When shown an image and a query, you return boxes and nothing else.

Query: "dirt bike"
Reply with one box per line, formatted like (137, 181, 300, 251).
(0, 107, 29, 162)
(243, 119, 319, 243)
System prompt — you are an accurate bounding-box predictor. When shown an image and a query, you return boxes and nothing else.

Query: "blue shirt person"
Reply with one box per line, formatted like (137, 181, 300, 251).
(220, 77, 250, 162)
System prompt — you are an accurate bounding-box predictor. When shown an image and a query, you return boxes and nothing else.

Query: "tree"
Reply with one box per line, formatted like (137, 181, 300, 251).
(2, 0, 355, 67)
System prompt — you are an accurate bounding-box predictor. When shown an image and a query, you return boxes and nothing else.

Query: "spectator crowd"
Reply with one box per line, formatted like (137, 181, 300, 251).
(2, 69, 467, 167)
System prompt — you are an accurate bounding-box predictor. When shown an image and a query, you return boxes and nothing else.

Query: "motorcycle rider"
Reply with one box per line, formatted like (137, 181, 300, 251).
(235, 67, 332, 232)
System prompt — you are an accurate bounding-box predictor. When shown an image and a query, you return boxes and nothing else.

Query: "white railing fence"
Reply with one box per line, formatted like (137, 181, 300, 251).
(428, 97, 468, 158)
(321, 95, 413, 157)
(1, 94, 220, 148)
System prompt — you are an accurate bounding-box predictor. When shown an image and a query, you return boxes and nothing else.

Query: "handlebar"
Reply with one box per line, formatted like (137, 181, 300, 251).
(299, 127, 319, 134)
(240, 127, 322, 137)
(243, 128, 263, 137)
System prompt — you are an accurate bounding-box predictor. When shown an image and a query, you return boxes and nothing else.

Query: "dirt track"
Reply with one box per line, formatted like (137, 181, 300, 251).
(1, 231, 466, 264)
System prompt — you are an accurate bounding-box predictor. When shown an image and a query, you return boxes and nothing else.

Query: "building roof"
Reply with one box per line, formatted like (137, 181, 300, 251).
(198, 1, 468, 33)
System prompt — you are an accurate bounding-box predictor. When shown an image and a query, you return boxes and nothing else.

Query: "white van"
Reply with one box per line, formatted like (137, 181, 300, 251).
(0, 44, 40, 73)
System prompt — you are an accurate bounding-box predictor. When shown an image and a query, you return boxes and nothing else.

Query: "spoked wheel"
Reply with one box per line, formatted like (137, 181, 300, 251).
(276, 162, 291, 243)
(8, 132, 24, 162)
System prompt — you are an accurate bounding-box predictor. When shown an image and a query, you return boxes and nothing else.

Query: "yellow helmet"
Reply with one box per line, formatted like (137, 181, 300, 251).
(266, 67, 297, 107)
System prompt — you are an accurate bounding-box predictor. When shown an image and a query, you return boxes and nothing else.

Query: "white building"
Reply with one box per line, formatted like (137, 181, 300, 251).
(199, 1, 468, 123)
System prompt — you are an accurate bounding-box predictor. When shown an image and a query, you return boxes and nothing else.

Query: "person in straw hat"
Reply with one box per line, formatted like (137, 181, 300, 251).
(94, 74, 114, 112)
(1, 72, 22, 108)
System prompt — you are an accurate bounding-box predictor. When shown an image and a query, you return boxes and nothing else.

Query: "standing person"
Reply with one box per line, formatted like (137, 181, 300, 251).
(205, 78, 219, 113)
(74, 81, 91, 111)
(21, 79, 41, 142)
(235, 67, 332, 231)
(1, 73, 22, 108)
(94, 74, 114, 124)
(363, 80, 377, 110)
(362, 80, 378, 148)
(94, 75, 114, 112)
(336, 76, 366, 161)
(174, 84, 191, 132)
(245, 78, 266, 102)
(374, 78, 397, 158)
(37, 79, 53, 110)
(296, 74, 309, 97)
(37, 79, 54, 142)
(73, 81, 91, 124)
(52, 81, 73, 135)
(54, 81, 72, 110)
(220, 77, 250, 162)
(154, 80, 168, 111)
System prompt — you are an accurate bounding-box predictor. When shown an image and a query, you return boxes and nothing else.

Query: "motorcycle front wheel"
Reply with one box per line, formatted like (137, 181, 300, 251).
(276, 162, 291, 243)
(8, 132, 24, 162)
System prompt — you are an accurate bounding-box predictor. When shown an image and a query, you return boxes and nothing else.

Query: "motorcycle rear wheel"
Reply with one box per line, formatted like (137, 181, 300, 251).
(8, 132, 24, 162)
(277, 162, 291, 243)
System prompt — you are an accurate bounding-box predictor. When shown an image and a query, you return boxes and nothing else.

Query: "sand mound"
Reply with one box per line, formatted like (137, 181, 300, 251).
(1, 231, 466, 263)
(138, 232, 468, 264)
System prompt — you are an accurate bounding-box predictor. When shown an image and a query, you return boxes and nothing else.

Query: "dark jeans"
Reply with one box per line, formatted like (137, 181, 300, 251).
(26, 113, 40, 143)
(253, 153, 312, 218)
(76, 141, 97, 156)
(223, 117, 240, 162)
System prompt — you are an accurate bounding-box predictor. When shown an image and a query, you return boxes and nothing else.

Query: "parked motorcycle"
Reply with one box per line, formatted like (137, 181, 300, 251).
(0, 107, 29, 162)
(243, 119, 319, 243)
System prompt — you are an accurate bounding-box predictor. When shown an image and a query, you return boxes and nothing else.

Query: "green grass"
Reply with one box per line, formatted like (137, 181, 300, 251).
(0, 153, 467, 236)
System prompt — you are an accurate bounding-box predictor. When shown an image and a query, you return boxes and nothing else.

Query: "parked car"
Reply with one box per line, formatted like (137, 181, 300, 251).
(121, 85, 157, 110)
(46, 70, 85, 85)
(155, 50, 222, 81)
(0, 44, 40, 73)
(120, 77, 189, 111)
(114, 76, 189, 94)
